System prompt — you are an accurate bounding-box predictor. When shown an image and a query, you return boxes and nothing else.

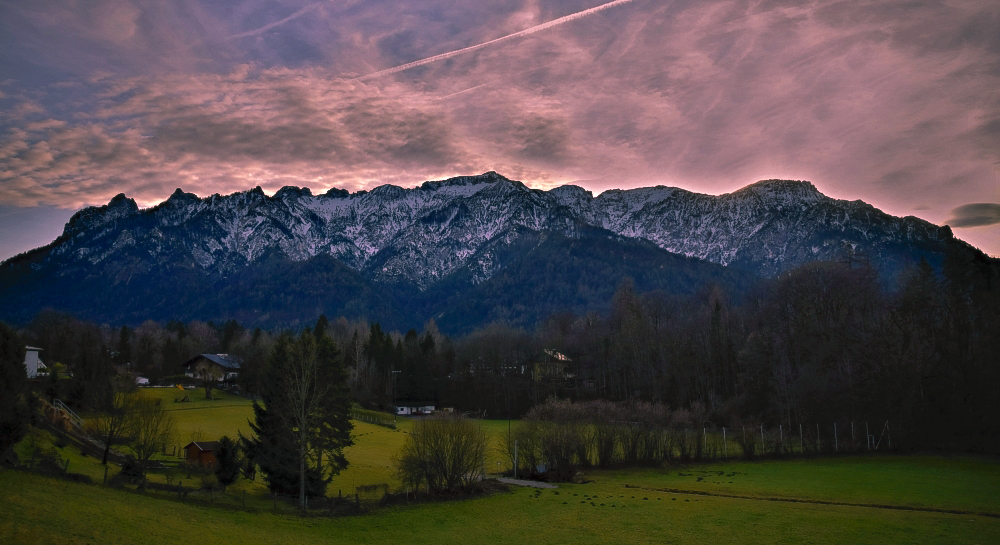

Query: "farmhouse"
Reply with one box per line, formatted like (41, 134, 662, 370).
(183, 441, 219, 467)
(23, 346, 46, 378)
(182, 353, 242, 384)
(532, 349, 574, 382)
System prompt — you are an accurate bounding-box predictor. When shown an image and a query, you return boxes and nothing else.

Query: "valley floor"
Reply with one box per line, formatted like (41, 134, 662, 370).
(7, 388, 998, 544)
(3, 454, 999, 545)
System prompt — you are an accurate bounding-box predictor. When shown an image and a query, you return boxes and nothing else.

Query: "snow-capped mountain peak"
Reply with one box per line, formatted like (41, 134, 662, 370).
(12, 171, 962, 288)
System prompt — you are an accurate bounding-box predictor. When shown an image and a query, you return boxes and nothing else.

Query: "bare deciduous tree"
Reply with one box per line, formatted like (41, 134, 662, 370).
(128, 393, 175, 474)
(197, 365, 223, 400)
(395, 415, 487, 494)
(87, 377, 140, 465)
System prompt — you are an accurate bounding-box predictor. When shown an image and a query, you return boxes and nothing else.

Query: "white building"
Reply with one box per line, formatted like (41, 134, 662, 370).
(395, 404, 435, 416)
(24, 346, 46, 378)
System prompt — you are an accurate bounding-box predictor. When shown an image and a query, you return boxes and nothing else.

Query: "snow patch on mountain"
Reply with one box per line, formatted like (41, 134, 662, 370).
(21, 172, 957, 288)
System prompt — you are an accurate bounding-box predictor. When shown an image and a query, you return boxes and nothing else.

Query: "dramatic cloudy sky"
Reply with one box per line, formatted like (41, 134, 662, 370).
(1, 0, 998, 260)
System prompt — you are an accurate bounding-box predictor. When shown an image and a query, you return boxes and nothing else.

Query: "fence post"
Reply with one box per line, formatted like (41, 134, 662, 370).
(834, 423, 838, 452)
(779, 425, 783, 453)
(866, 422, 870, 450)
(760, 425, 765, 456)
(799, 424, 803, 454)
(722, 427, 727, 458)
(816, 423, 820, 453)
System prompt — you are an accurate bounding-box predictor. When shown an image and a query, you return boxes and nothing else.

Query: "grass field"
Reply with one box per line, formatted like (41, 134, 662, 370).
(3, 455, 999, 544)
(68, 388, 515, 492)
(9, 390, 996, 543)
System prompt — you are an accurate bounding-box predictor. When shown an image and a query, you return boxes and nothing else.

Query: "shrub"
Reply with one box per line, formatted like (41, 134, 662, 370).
(201, 474, 219, 490)
(117, 456, 145, 484)
(214, 436, 241, 489)
(64, 473, 92, 484)
(395, 415, 487, 494)
(732, 422, 761, 460)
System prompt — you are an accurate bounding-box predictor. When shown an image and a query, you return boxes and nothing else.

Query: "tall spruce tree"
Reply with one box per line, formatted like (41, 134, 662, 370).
(0, 323, 30, 463)
(241, 331, 353, 508)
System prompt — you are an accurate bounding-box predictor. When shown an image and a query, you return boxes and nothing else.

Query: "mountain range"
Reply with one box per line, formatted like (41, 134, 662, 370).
(0, 172, 978, 332)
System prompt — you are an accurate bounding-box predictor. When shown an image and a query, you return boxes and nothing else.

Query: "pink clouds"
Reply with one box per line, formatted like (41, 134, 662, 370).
(0, 0, 998, 256)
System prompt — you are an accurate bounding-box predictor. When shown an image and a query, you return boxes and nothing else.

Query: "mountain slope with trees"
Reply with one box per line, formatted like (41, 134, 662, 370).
(0, 172, 984, 332)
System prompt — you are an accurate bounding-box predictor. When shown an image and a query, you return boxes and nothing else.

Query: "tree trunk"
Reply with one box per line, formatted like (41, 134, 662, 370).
(299, 420, 306, 509)
(102, 434, 112, 465)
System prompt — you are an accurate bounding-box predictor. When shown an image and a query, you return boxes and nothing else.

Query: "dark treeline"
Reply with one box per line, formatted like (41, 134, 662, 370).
(439, 251, 1000, 454)
(16, 248, 1000, 453)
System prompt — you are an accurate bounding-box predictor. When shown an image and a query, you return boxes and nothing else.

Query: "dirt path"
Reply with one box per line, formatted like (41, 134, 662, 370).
(498, 477, 558, 489)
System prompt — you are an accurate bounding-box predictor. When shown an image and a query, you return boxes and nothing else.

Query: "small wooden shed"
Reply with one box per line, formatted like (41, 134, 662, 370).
(183, 441, 219, 467)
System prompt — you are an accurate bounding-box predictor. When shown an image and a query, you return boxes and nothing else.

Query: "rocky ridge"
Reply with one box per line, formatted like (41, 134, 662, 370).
(32, 171, 956, 286)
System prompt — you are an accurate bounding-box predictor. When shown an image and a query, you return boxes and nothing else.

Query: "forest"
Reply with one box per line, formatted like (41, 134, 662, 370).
(15, 247, 1000, 454)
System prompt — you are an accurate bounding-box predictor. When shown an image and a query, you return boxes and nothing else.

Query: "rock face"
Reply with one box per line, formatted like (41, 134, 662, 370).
(0, 172, 971, 331)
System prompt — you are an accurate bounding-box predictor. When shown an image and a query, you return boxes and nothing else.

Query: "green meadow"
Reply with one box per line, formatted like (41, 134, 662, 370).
(4, 456, 1000, 545)
(89, 387, 513, 491)
(4, 388, 999, 544)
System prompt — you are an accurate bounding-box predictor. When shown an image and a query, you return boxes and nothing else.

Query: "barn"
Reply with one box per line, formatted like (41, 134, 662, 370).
(183, 441, 219, 467)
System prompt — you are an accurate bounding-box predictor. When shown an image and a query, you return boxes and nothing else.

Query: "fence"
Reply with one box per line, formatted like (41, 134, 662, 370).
(506, 419, 895, 476)
(671, 420, 893, 461)
(350, 409, 397, 429)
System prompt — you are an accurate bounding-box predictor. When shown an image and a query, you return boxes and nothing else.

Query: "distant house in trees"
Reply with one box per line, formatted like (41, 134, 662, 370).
(184, 441, 219, 467)
(532, 349, 574, 382)
(467, 357, 526, 377)
(23, 346, 46, 378)
(182, 354, 242, 384)
(394, 403, 436, 416)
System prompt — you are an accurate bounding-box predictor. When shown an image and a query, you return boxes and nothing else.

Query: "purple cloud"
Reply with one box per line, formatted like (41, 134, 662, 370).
(0, 0, 998, 257)
(947, 203, 1000, 228)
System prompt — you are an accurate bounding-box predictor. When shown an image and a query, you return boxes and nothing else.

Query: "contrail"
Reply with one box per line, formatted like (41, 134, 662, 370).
(357, 0, 638, 80)
(436, 83, 489, 100)
(227, 3, 321, 40)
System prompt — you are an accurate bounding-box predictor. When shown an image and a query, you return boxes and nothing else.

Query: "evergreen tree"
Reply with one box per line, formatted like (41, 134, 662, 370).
(0, 323, 30, 463)
(220, 320, 243, 353)
(113, 325, 131, 369)
(214, 435, 242, 490)
(242, 331, 353, 507)
(313, 314, 329, 340)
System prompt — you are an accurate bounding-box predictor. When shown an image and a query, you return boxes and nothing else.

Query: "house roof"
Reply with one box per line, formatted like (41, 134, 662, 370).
(182, 353, 242, 370)
(25, 346, 43, 351)
(543, 349, 571, 361)
(184, 441, 219, 451)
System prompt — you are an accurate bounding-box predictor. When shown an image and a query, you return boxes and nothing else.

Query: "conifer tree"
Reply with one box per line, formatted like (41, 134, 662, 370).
(242, 331, 353, 508)
(0, 323, 29, 463)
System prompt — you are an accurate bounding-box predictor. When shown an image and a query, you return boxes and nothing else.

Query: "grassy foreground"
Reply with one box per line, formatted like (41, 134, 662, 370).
(11, 389, 996, 543)
(3, 454, 1000, 545)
